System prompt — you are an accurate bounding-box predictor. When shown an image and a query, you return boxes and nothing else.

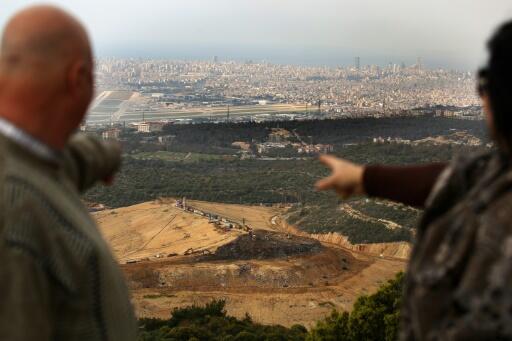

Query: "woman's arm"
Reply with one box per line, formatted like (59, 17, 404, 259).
(363, 163, 447, 207)
(316, 155, 447, 208)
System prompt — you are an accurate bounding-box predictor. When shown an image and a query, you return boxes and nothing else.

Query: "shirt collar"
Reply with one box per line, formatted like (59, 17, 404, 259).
(0, 117, 61, 162)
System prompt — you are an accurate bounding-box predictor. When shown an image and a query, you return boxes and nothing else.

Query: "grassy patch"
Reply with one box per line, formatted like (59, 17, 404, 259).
(132, 151, 235, 163)
(143, 293, 177, 299)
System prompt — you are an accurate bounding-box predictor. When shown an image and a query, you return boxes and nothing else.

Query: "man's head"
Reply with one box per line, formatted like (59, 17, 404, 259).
(0, 5, 93, 149)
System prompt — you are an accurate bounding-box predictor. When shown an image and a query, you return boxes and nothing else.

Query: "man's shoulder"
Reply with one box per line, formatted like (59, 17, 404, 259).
(1, 174, 96, 294)
(2, 173, 94, 246)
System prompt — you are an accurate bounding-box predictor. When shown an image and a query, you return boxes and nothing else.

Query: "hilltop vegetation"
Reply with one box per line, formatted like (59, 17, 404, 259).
(138, 300, 307, 341)
(286, 200, 415, 243)
(157, 116, 486, 154)
(137, 273, 404, 341)
(85, 116, 487, 243)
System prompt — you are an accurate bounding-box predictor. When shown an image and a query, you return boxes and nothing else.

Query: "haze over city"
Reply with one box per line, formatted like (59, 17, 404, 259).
(2, 0, 512, 69)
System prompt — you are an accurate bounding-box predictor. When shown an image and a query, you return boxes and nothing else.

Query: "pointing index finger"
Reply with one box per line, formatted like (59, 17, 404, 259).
(315, 175, 336, 191)
(318, 154, 338, 169)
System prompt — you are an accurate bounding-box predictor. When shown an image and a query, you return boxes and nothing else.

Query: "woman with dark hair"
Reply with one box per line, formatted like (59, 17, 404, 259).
(316, 21, 512, 340)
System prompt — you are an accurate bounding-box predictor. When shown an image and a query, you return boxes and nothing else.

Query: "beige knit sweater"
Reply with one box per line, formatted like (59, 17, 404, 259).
(0, 133, 137, 341)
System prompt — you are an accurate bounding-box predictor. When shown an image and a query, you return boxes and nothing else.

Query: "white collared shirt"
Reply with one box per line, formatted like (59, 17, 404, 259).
(0, 117, 61, 162)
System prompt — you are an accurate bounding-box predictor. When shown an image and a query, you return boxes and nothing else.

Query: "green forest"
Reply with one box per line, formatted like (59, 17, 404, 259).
(158, 116, 487, 153)
(138, 273, 404, 341)
(85, 116, 487, 243)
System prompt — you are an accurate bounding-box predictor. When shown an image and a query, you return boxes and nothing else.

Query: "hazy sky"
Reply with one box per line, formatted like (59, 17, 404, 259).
(2, 0, 512, 69)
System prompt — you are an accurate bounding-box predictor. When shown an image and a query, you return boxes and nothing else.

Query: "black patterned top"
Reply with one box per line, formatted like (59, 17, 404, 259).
(401, 149, 512, 340)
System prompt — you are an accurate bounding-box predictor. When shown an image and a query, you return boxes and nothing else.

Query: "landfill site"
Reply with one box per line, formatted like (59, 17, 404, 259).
(95, 199, 407, 327)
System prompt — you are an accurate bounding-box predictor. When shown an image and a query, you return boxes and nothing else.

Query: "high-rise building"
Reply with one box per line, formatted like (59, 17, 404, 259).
(417, 57, 423, 71)
(213, 56, 219, 63)
(355, 57, 360, 71)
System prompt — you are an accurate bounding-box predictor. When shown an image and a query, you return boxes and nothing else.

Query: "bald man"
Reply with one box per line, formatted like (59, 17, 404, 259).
(0, 6, 137, 341)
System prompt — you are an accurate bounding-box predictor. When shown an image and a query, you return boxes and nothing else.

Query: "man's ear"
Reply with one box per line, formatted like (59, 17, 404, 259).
(67, 60, 92, 98)
(482, 94, 495, 134)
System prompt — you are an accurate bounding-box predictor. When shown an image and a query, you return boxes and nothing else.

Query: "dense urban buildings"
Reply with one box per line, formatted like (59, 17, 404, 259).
(86, 58, 481, 126)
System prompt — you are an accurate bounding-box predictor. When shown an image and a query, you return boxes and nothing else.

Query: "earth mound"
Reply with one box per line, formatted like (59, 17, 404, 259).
(211, 230, 322, 260)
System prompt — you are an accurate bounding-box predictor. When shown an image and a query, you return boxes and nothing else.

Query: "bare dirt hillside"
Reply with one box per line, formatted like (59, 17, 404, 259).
(95, 201, 243, 263)
(95, 199, 407, 327)
(310, 232, 411, 259)
(187, 200, 411, 260)
(185, 200, 281, 231)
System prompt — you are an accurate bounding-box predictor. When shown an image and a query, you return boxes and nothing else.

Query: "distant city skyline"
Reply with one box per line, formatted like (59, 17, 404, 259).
(2, 0, 512, 70)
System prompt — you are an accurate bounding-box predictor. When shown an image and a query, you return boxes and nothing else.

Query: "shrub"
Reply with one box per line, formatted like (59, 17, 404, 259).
(308, 272, 404, 341)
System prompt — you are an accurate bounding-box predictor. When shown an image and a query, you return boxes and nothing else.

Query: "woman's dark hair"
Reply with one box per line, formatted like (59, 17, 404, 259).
(487, 21, 512, 149)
